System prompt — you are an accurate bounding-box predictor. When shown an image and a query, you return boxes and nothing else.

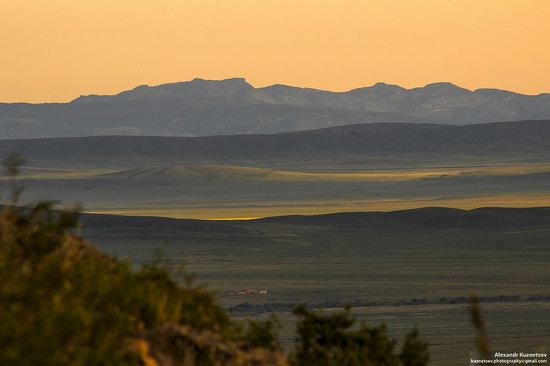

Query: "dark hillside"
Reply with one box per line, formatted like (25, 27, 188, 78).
(1, 120, 550, 167)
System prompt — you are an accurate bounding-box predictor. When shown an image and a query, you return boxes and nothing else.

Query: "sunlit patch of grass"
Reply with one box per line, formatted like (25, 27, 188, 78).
(266, 163, 550, 182)
(0, 167, 119, 180)
(17, 162, 550, 183)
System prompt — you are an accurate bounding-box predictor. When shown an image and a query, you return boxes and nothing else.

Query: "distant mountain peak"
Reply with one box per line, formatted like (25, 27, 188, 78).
(157, 77, 252, 90)
(259, 83, 332, 94)
(473, 88, 517, 96)
(421, 82, 469, 93)
(352, 82, 406, 93)
(372, 82, 399, 88)
(132, 84, 150, 90)
(72, 77, 254, 103)
(189, 77, 250, 86)
(208, 77, 245, 82)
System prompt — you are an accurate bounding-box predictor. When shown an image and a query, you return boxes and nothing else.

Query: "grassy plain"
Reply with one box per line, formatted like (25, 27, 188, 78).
(80, 208, 550, 364)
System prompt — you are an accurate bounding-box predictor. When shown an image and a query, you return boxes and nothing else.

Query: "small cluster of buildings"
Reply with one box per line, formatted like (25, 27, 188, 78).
(225, 288, 268, 296)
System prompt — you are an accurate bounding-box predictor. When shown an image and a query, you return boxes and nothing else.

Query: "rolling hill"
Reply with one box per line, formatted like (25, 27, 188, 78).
(81, 206, 550, 233)
(2, 78, 550, 139)
(2, 120, 550, 168)
(254, 206, 550, 229)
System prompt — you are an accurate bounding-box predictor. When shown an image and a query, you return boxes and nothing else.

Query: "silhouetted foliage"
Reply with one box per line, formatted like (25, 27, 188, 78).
(240, 315, 282, 350)
(291, 305, 429, 366)
(0, 202, 255, 364)
(1, 152, 25, 204)
(400, 328, 430, 366)
(469, 295, 492, 359)
(0, 196, 283, 364)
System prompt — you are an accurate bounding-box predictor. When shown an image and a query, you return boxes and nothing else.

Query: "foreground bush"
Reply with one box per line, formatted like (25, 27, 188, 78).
(292, 306, 429, 366)
(0, 203, 288, 365)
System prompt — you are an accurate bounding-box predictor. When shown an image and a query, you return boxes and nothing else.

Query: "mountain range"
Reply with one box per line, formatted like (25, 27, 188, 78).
(2, 78, 550, 139)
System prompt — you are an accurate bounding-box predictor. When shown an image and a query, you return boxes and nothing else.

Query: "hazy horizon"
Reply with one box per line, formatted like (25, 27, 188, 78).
(3, 77, 550, 104)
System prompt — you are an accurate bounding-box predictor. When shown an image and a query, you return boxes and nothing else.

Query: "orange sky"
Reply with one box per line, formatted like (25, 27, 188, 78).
(2, 0, 550, 103)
